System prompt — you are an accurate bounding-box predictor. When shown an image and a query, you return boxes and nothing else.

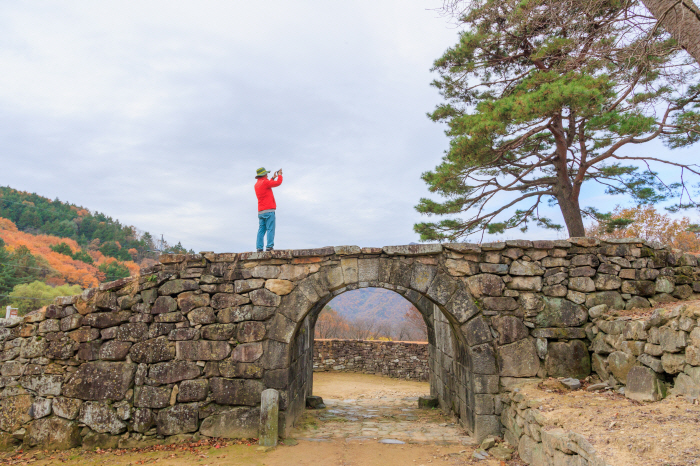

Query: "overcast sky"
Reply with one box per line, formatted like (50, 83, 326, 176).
(1, 1, 697, 253)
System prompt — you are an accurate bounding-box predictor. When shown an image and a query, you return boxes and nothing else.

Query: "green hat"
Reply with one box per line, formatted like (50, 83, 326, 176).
(256, 167, 270, 178)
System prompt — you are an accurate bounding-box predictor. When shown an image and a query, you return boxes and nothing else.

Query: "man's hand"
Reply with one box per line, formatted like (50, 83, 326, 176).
(278, 169, 283, 176)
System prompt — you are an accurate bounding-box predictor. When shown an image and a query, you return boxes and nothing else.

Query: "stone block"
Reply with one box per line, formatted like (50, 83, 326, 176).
(498, 339, 539, 377)
(199, 407, 260, 438)
(626, 366, 666, 402)
(469, 344, 498, 375)
(201, 323, 237, 341)
(507, 276, 542, 291)
(24, 417, 81, 450)
(130, 337, 176, 364)
(176, 340, 231, 361)
(531, 328, 587, 339)
(568, 277, 595, 293)
(156, 404, 199, 436)
(148, 361, 201, 384)
(20, 374, 64, 396)
(78, 402, 127, 434)
(491, 316, 529, 345)
(661, 353, 685, 373)
(461, 316, 492, 347)
(210, 377, 264, 406)
(52, 397, 82, 420)
(231, 342, 264, 363)
(158, 279, 199, 295)
(178, 380, 210, 402)
(536, 298, 587, 328)
(382, 244, 442, 255)
(585, 291, 625, 310)
(465, 274, 504, 297)
(135, 385, 171, 408)
(545, 340, 591, 379)
(212, 293, 250, 309)
(177, 292, 210, 313)
(607, 351, 635, 383)
(410, 263, 437, 293)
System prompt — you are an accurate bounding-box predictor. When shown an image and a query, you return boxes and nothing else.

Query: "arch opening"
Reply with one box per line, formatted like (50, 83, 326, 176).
(283, 281, 476, 437)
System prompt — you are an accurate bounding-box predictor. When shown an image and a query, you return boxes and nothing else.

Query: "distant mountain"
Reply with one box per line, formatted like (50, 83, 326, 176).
(327, 288, 412, 325)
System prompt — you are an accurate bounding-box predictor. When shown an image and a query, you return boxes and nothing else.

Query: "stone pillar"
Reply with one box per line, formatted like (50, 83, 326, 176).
(259, 388, 279, 447)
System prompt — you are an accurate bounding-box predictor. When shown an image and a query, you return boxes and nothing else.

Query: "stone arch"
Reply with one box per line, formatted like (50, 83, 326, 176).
(262, 250, 500, 441)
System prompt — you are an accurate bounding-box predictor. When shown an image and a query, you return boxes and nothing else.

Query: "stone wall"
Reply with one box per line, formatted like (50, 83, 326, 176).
(588, 301, 700, 402)
(499, 387, 611, 466)
(0, 239, 698, 450)
(313, 339, 429, 381)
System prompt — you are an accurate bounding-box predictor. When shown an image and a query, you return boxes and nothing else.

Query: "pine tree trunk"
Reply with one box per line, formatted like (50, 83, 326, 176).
(556, 193, 586, 238)
(641, 0, 700, 64)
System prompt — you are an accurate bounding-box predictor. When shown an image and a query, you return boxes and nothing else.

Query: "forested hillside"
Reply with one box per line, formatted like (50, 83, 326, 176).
(0, 186, 193, 314)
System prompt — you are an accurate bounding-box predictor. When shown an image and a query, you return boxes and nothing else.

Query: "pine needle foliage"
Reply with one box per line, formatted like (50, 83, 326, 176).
(416, 0, 700, 241)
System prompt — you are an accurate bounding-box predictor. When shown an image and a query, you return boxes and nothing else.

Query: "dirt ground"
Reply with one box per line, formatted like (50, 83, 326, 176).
(521, 382, 700, 466)
(0, 373, 509, 466)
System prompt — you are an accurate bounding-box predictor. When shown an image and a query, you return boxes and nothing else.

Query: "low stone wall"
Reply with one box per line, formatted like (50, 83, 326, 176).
(500, 387, 611, 466)
(588, 301, 700, 401)
(313, 339, 429, 381)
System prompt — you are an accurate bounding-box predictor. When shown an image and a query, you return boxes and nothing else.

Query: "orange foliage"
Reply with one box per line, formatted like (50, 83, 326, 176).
(0, 218, 140, 288)
(587, 205, 700, 252)
(128, 248, 138, 257)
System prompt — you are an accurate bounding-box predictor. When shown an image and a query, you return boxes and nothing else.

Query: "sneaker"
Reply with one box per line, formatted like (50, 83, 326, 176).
(266, 247, 274, 251)
(257, 249, 263, 252)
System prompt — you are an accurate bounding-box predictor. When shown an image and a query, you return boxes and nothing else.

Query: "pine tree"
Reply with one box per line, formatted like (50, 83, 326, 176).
(416, 0, 700, 240)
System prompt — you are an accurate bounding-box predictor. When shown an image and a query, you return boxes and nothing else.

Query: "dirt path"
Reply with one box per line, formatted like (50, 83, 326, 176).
(0, 373, 506, 466)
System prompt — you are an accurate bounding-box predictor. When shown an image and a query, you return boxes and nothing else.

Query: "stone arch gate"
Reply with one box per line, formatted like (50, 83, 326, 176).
(242, 244, 504, 441)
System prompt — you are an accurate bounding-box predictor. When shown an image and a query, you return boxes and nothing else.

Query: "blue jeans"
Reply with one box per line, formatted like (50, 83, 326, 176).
(256, 211, 276, 250)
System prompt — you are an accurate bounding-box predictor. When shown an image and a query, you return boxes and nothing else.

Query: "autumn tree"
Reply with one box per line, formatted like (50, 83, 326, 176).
(587, 205, 700, 251)
(416, 0, 700, 240)
(9, 281, 81, 315)
(315, 306, 350, 339)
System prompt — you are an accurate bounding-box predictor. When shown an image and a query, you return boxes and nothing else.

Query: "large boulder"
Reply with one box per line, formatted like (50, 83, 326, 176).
(535, 298, 587, 328)
(626, 366, 666, 402)
(63, 362, 136, 401)
(156, 404, 199, 436)
(23, 417, 81, 450)
(148, 361, 201, 384)
(77, 401, 127, 434)
(497, 339, 539, 377)
(210, 378, 264, 406)
(545, 340, 591, 379)
(200, 407, 260, 438)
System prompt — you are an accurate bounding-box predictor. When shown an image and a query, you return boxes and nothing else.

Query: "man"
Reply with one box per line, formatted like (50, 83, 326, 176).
(254, 167, 283, 252)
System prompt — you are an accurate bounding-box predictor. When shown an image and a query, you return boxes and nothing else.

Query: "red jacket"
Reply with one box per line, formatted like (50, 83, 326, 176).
(255, 176, 283, 211)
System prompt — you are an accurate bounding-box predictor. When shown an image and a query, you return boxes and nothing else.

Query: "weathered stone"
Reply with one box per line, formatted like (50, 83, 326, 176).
(510, 261, 545, 276)
(201, 324, 237, 341)
(248, 288, 281, 307)
(541, 257, 569, 268)
(60, 314, 83, 332)
(655, 277, 675, 294)
(568, 277, 595, 293)
(24, 417, 81, 450)
(175, 292, 210, 314)
(251, 265, 282, 279)
(19, 374, 63, 396)
(491, 316, 529, 345)
(188, 307, 217, 325)
(570, 254, 599, 267)
(175, 340, 231, 361)
(210, 377, 264, 406)
(234, 279, 265, 294)
(469, 344, 497, 375)
(498, 339, 539, 377)
(536, 298, 587, 327)
(199, 407, 260, 438)
(115, 322, 148, 342)
(76, 341, 101, 361)
(465, 274, 504, 297)
(624, 366, 665, 402)
(63, 362, 136, 401)
(52, 397, 82, 420)
(177, 379, 209, 402)
(211, 293, 249, 309)
(482, 297, 518, 311)
(531, 328, 587, 339)
(156, 404, 199, 436)
(570, 266, 596, 277)
(148, 361, 201, 384)
(607, 351, 636, 383)
(231, 342, 264, 363)
(78, 402, 127, 434)
(134, 385, 171, 408)
(69, 326, 100, 343)
(479, 263, 509, 274)
(237, 322, 266, 343)
(445, 259, 479, 276)
(0, 395, 33, 432)
(130, 337, 175, 364)
(263, 279, 294, 296)
(661, 352, 685, 373)
(507, 276, 542, 291)
(461, 316, 492, 347)
(585, 291, 625, 310)
(659, 327, 687, 352)
(625, 296, 651, 310)
(543, 284, 568, 297)
(97, 340, 131, 361)
(594, 274, 622, 290)
(20, 337, 47, 359)
(158, 279, 199, 295)
(545, 340, 590, 379)
(148, 322, 176, 338)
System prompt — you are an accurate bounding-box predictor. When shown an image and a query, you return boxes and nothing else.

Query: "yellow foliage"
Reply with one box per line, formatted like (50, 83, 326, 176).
(586, 205, 700, 252)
